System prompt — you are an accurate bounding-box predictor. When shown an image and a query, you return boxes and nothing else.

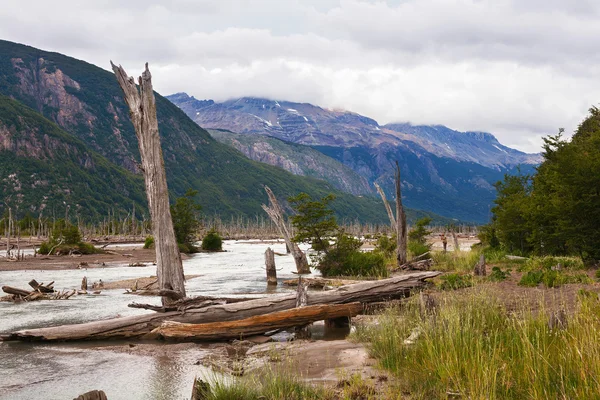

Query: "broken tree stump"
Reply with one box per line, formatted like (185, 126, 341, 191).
(474, 254, 486, 276)
(73, 390, 108, 400)
(153, 303, 363, 341)
(265, 247, 277, 285)
(1, 271, 440, 342)
(81, 277, 88, 291)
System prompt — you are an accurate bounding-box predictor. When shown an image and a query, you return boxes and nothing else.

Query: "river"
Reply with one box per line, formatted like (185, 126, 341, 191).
(0, 240, 310, 400)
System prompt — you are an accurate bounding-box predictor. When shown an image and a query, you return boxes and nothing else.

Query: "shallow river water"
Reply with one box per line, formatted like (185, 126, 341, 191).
(0, 240, 310, 400)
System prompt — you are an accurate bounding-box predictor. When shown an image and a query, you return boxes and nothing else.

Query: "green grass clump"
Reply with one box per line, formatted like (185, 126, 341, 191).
(355, 291, 600, 399)
(520, 256, 585, 272)
(438, 273, 473, 290)
(203, 369, 334, 400)
(519, 270, 592, 288)
(432, 250, 481, 272)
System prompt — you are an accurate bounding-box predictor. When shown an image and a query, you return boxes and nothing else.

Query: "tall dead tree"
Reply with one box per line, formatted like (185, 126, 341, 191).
(395, 161, 407, 266)
(374, 182, 396, 232)
(261, 186, 310, 274)
(111, 62, 186, 305)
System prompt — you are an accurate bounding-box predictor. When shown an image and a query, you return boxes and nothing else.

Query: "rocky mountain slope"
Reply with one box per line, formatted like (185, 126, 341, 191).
(0, 94, 146, 219)
(168, 93, 541, 223)
(1, 39, 431, 223)
(207, 128, 372, 196)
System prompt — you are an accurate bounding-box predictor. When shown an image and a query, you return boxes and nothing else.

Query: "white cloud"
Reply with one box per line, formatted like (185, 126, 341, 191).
(1, 0, 599, 153)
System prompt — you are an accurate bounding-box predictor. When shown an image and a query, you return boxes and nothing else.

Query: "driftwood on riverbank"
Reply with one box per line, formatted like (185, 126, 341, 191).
(153, 303, 363, 341)
(1, 271, 440, 342)
(2, 283, 76, 302)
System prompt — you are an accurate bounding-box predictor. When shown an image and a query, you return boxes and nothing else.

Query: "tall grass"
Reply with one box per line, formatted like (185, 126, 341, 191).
(432, 250, 482, 272)
(354, 290, 600, 399)
(202, 368, 334, 400)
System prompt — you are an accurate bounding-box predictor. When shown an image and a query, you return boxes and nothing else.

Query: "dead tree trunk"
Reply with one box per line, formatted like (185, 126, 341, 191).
(374, 182, 396, 232)
(261, 186, 310, 274)
(395, 161, 407, 266)
(111, 62, 186, 305)
(153, 303, 362, 341)
(265, 247, 277, 285)
(2, 271, 440, 342)
(451, 228, 460, 252)
(474, 254, 486, 276)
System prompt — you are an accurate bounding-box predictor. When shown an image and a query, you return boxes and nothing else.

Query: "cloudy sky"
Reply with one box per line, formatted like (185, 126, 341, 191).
(2, 0, 599, 152)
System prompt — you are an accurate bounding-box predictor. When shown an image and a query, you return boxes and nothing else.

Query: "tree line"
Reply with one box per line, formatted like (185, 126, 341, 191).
(482, 107, 600, 261)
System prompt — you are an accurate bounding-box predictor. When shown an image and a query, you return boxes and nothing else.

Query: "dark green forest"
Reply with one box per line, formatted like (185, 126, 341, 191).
(484, 107, 600, 261)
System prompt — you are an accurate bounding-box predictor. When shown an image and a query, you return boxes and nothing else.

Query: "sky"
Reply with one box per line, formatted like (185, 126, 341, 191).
(2, 0, 600, 153)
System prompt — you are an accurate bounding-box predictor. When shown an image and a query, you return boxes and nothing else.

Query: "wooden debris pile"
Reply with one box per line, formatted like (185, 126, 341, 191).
(1, 280, 77, 302)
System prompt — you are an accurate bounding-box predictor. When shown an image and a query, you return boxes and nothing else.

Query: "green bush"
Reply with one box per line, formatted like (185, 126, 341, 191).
(38, 223, 100, 255)
(143, 236, 154, 249)
(374, 234, 396, 258)
(438, 273, 473, 290)
(596, 269, 600, 281)
(317, 233, 388, 277)
(408, 240, 430, 258)
(489, 266, 511, 282)
(201, 229, 223, 252)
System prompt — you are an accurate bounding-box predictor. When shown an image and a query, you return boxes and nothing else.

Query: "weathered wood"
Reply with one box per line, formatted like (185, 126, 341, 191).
(111, 62, 186, 306)
(395, 161, 407, 266)
(450, 228, 460, 252)
(265, 247, 277, 285)
(1, 271, 440, 342)
(2, 286, 31, 297)
(474, 254, 486, 276)
(153, 303, 363, 341)
(73, 390, 108, 400)
(282, 277, 361, 288)
(374, 182, 396, 232)
(261, 186, 310, 274)
(28, 279, 54, 293)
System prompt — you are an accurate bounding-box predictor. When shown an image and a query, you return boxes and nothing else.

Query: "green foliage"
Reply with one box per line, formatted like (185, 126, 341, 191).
(375, 234, 396, 258)
(171, 189, 202, 249)
(408, 241, 430, 259)
(490, 108, 600, 260)
(432, 250, 482, 273)
(408, 217, 432, 244)
(478, 224, 500, 248)
(520, 256, 585, 272)
(355, 291, 600, 399)
(317, 232, 388, 278)
(289, 192, 337, 252)
(489, 266, 510, 282)
(438, 273, 473, 290)
(596, 269, 600, 281)
(201, 229, 223, 252)
(205, 368, 334, 400)
(519, 269, 592, 288)
(143, 236, 154, 249)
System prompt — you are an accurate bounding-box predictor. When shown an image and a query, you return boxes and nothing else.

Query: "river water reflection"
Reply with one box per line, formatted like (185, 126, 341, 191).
(0, 240, 310, 400)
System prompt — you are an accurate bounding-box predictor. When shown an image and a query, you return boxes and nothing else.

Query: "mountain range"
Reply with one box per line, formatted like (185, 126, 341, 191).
(0, 39, 418, 224)
(167, 94, 541, 223)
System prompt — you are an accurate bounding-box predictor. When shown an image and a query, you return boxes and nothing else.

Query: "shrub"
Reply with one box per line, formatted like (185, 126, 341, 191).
(408, 241, 430, 258)
(143, 236, 154, 249)
(520, 256, 585, 272)
(596, 269, 600, 281)
(438, 273, 473, 290)
(202, 229, 223, 252)
(489, 266, 510, 282)
(316, 233, 387, 277)
(375, 234, 396, 258)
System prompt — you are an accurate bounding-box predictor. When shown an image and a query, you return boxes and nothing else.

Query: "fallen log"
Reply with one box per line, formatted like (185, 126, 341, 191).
(1, 271, 440, 342)
(282, 277, 361, 288)
(153, 303, 363, 341)
(128, 295, 257, 313)
(2, 286, 32, 297)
